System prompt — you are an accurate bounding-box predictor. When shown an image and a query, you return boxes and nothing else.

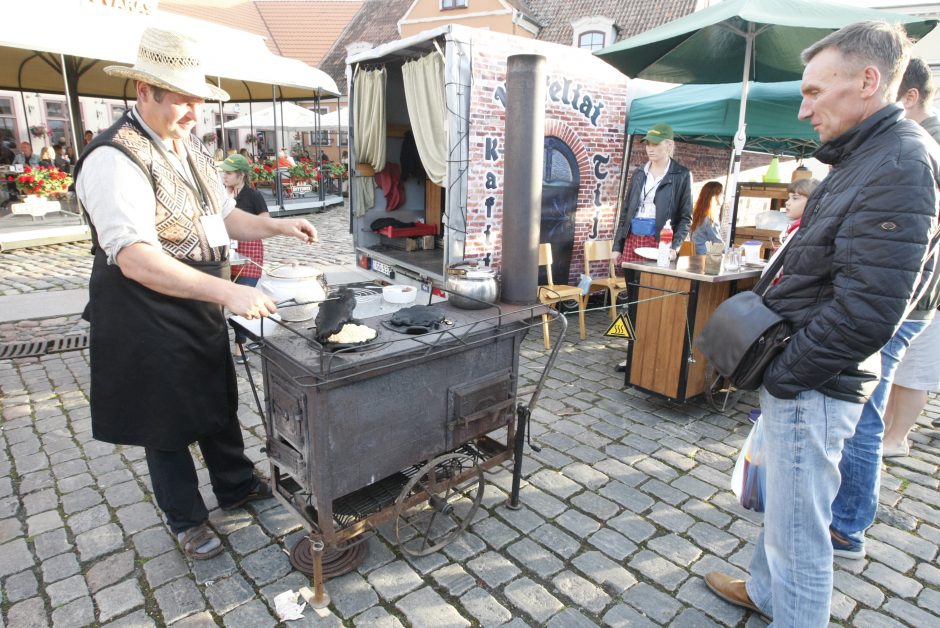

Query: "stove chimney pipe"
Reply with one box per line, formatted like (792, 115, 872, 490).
(500, 54, 545, 305)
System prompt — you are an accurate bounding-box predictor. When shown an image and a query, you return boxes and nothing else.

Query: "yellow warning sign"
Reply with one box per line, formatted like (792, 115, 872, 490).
(604, 314, 635, 340)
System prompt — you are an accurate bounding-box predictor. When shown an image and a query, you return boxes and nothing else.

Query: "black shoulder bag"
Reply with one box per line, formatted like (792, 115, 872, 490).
(694, 252, 790, 391)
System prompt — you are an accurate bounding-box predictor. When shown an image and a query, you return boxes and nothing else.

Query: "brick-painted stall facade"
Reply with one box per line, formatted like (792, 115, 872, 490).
(462, 30, 630, 284)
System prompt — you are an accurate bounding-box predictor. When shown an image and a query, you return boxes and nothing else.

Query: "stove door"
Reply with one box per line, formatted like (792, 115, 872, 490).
(446, 368, 515, 450)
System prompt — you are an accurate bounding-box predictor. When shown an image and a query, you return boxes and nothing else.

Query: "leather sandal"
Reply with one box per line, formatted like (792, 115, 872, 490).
(220, 474, 272, 511)
(178, 522, 223, 560)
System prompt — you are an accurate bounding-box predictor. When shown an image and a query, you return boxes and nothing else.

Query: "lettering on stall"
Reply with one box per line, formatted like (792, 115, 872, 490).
(493, 79, 606, 126)
(479, 140, 501, 265)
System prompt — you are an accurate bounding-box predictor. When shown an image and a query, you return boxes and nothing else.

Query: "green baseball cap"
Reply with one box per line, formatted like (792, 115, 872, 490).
(644, 123, 674, 144)
(219, 154, 251, 172)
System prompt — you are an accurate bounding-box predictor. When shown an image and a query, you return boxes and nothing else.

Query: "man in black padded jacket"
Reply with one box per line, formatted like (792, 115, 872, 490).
(705, 22, 939, 628)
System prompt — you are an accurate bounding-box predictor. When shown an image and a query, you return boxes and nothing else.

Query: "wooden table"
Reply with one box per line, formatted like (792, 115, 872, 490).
(620, 256, 762, 402)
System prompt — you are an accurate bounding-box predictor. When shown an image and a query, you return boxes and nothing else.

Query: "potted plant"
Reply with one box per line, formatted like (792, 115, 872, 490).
(201, 132, 217, 146)
(245, 134, 258, 145)
(14, 165, 72, 199)
(250, 161, 275, 188)
(29, 125, 46, 139)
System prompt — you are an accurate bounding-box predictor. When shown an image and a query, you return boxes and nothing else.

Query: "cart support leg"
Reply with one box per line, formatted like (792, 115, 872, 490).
(299, 537, 330, 609)
(508, 404, 530, 510)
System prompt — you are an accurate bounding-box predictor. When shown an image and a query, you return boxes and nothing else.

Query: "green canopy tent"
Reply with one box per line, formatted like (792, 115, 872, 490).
(628, 80, 817, 157)
(597, 0, 936, 240)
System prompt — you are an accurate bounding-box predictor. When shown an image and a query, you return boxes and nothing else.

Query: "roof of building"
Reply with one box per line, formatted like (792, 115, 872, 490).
(318, 0, 416, 93)
(530, 0, 699, 46)
(161, 0, 363, 67)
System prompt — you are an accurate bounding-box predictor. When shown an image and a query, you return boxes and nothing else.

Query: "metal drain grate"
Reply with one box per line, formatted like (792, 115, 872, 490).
(46, 334, 89, 354)
(0, 333, 90, 360)
(0, 341, 48, 360)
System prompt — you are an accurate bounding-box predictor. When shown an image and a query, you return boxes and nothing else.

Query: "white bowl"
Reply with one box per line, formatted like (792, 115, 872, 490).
(383, 284, 418, 304)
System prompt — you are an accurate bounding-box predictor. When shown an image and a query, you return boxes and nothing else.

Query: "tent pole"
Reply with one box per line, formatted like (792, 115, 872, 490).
(272, 85, 283, 210)
(722, 21, 755, 248)
(59, 55, 81, 156)
(17, 58, 33, 147)
(217, 77, 226, 154)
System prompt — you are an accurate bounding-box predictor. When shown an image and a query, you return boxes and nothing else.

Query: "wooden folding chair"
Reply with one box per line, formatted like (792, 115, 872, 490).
(538, 243, 586, 349)
(584, 239, 628, 321)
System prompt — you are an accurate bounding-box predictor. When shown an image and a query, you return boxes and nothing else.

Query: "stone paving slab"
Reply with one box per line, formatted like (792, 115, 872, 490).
(2, 201, 940, 626)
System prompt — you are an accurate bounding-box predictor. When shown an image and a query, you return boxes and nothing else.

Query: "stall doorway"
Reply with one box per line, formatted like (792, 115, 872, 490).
(540, 136, 580, 285)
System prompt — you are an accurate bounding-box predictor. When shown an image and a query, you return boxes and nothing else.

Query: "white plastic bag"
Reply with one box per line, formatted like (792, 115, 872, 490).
(731, 417, 766, 512)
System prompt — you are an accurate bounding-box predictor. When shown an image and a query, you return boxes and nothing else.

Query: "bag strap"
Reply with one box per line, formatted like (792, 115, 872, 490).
(751, 245, 787, 295)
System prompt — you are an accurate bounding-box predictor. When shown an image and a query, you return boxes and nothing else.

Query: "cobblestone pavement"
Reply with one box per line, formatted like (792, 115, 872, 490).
(1, 203, 939, 627)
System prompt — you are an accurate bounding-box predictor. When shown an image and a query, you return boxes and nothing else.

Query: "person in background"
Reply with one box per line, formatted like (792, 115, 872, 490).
(66, 145, 77, 164)
(212, 147, 224, 162)
(83, 130, 94, 146)
(219, 154, 268, 364)
(829, 54, 940, 562)
(780, 177, 818, 244)
(689, 181, 723, 254)
(14, 141, 39, 166)
(0, 140, 15, 166)
(879, 56, 940, 455)
(277, 149, 294, 168)
(705, 22, 938, 626)
(238, 147, 252, 162)
(75, 27, 318, 561)
(613, 123, 692, 264)
(762, 177, 820, 287)
(38, 146, 55, 167)
(54, 144, 71, 173)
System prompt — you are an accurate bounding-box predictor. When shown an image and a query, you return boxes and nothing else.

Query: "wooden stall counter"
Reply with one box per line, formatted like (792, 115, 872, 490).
(620, 256, 762, 403)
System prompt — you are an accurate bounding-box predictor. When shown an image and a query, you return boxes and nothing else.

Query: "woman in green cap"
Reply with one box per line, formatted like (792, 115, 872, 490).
(612, 123, 693, 263)
(220, 154, 269, 363)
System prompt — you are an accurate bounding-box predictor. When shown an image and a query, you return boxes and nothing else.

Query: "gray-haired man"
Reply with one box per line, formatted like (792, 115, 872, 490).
(705, 22, 939, 627)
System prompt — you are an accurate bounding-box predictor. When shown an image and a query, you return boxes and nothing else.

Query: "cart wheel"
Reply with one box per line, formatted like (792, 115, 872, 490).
(394, 452, 484, 557)
(704, 367, 744, 413)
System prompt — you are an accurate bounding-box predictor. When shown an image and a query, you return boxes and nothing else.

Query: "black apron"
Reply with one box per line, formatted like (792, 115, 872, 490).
(86, 251, 238, 450)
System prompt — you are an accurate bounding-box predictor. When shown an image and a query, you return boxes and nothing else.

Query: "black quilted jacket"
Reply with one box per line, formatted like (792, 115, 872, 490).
(763, 104, 940, 403)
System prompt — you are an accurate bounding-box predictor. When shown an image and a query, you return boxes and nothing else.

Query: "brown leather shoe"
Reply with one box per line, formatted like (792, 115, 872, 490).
(704, 572, 770, 620)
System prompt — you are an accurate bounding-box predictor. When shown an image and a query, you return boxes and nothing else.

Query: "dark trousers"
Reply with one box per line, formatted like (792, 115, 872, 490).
(232, 275, 259, 345)
(145, 415, 255, 534)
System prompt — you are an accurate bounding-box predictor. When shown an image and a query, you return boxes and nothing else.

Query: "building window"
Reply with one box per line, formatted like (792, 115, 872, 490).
(571, 16, 616, 52)
(0, 97, 16, 144)
(310, 130, 331, 146)
(578, 31, 605, 51)
(339, 130, 349, 146)
(442, 0, 468, 9)
(44, 100, 71, 145)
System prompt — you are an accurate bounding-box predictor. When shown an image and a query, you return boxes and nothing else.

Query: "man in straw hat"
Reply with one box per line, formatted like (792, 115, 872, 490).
(75, 28, 318, 560)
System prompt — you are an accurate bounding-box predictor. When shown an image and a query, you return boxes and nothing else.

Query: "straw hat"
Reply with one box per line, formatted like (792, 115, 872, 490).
(104, 28, 230, 102)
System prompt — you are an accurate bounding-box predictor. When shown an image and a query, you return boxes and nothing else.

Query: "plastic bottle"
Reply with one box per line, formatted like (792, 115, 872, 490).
(657, 219, 673, 267)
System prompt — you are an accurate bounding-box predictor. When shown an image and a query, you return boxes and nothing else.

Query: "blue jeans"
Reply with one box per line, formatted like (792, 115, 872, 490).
(747, 387, 862, 627)
(830, 319, 927, 546)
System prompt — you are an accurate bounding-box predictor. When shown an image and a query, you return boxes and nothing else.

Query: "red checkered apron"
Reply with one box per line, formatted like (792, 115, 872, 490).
(232, 239, 264, 280)
(621, 233, 658, 262)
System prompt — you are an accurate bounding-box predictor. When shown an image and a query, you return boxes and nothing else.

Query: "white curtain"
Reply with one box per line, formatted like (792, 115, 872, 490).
(353, 67, 387, 216)
(401, 52, 447, 186)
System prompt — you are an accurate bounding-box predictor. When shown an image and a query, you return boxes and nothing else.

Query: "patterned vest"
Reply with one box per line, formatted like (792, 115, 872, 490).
(80, 112, 227, 263)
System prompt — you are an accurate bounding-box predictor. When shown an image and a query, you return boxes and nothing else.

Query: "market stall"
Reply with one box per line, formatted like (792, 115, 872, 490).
(0, 0, 339, 250)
